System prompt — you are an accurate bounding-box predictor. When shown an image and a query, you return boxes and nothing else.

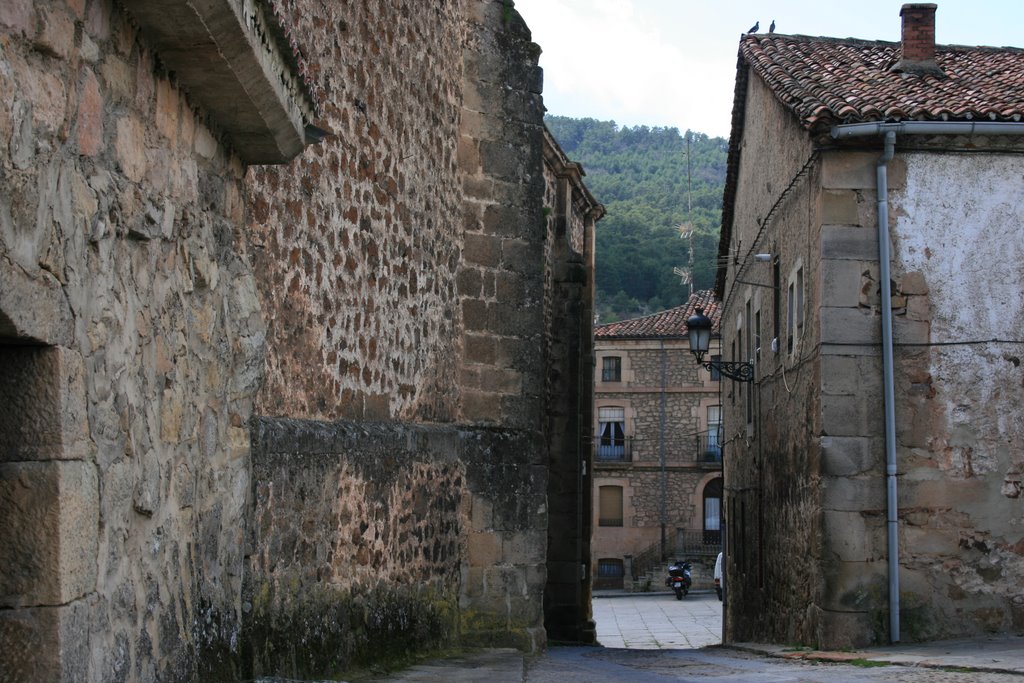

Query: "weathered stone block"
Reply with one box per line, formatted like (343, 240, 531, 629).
(462, 389, 502, 423)
(822, 510, 869, 561)
(464, 333, 496, 365)
(457, 135, 481, 172)
(820, 355, 860, 396)
(0, 600, 91, 683)
(822, 393, 882, 437)
(35, 6, 75, 60)
(480, 139, 525, 182)
(820, 307, 879, 345)
(467, 531, 501, 566)
(463, 232, 501, 268)
(822, 190, 860, 225)
(503, 530, 545, 564)
(0, 460, 98, 607)
(823, 475, 885, 513)
(488, 302, 541, 337)
(903, 525, 960, 556)
(115, 115, 147, 181)
(0, 346, 89, 462)
(0, 0, 35, 37)
(0, 261, 74, 346)
(820, 436, 879, 476)
(821, 225, 878, 260)
(818, 557, 888, 617)
(502, 237, 543, 275)
(500, 395, 542, 432)
(821, 259, 864, 308)
(482, 202, 524, 238)
(893, 317, 930, 345)
(77, 68, 103, 156)
(821, 151, 882, 190)
(461, 299, 489, 333)
(813, 607, 879, 649)
(155, 77, 179, 146)
(898, 270, 929, 295)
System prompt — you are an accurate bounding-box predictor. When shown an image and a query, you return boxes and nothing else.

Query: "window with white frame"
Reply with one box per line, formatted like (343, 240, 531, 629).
(601, 356, 622, 382)
(705, 405, 722, 462)
(597, 407, 627, 461)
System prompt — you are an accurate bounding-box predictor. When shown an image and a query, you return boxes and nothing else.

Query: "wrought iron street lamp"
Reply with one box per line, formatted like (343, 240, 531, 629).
(686, 308, 754, 383)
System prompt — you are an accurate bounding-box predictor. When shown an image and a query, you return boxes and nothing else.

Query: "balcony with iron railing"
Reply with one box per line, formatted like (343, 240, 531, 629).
(696, 430, 723, 466)
(595, 436, 632, 463)
(594, 433, 724, 466)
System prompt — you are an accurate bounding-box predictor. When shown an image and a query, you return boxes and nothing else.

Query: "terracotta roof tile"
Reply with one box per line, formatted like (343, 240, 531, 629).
(740, 34, 1024, 132)
(595, 291, 720, 340)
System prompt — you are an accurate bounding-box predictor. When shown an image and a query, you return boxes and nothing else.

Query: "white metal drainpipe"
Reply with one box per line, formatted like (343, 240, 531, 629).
(831, 120, 1024, 645)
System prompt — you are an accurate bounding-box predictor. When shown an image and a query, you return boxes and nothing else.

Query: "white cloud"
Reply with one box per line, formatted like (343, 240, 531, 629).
(518, 0, 734, 135)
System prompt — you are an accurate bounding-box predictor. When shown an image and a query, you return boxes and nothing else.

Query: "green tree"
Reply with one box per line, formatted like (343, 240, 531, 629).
(546, 116, 728, 322)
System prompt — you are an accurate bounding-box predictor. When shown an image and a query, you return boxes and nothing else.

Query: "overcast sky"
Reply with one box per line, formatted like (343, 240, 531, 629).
(513, 0, 1024, 138)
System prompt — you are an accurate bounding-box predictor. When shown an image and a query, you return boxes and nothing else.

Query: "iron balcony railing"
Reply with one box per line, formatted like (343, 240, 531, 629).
(696, 431, 723, 465)
(594, 434, 721, 465)
(595, 436, 632, 462)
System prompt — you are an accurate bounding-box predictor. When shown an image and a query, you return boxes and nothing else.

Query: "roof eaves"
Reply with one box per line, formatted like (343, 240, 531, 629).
(717, 49, 751, 298)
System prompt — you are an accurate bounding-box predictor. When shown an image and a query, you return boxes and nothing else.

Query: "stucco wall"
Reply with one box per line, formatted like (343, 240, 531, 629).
(888, 151, 1024, 637)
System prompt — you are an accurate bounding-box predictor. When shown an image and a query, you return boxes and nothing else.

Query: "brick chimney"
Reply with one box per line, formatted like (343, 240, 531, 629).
(894, 3, 944, 75)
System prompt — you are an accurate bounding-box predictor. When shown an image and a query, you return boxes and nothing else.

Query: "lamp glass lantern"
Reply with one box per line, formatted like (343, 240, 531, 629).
(686, 308, 713, 363)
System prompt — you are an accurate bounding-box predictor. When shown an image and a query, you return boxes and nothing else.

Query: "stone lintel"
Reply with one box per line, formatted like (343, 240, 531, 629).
(124, 0, 315, 164)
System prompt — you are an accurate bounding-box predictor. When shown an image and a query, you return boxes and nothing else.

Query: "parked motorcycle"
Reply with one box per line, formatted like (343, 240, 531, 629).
(665, 560, 692, 600)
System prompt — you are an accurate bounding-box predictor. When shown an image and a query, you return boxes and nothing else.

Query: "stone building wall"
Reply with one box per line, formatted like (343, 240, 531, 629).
(241, 419, 547, 678)
(719, 73, 825, 647)
(540, 129, 601, 642)
(241, 0, 598, 676)
(724, 66, 1024, 649)
(628, 347, 704, 389)
(245, 0, 467, 423)
(0, 0, 600, 681)
(817, 149, 1024, 643)
(0, 1, 269, 679)
(592, 331, 723, 588)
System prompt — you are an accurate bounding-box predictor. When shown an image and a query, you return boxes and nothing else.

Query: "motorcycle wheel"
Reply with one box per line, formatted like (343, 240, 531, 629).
(674, 588, 682, 600)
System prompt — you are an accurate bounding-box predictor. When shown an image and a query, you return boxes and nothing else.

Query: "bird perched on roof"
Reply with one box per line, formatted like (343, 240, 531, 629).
(769, 19, 776, 33)
(746, 21, 759, 34)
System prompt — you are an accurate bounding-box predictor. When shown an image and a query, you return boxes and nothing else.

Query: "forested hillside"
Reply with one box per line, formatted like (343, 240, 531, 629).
(545, 116, 727, 322)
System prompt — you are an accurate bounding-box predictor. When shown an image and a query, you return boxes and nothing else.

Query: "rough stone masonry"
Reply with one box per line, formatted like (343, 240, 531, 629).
(0, 1, 602, 681)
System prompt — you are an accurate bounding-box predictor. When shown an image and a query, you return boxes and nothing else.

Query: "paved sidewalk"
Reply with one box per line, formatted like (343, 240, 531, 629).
(593, 590, 722, 649)
(733, 634, 1024, 675)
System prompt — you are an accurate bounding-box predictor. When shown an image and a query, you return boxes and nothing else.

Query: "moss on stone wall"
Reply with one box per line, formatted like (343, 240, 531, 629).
(242, 580, 458, 680)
